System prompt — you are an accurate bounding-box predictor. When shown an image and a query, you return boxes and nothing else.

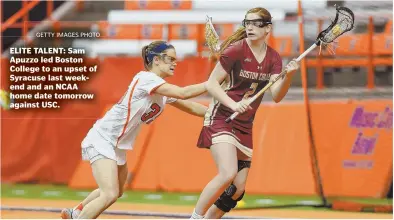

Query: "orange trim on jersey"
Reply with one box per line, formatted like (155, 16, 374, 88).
(116, 79, 139, 147)
(149, 82, 165, 95)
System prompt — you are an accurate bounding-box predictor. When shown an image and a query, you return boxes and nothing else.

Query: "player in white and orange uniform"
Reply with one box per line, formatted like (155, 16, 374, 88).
(61, 41, 208, 219)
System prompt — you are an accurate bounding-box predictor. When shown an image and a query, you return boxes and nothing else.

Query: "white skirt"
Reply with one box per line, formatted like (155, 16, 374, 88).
(81, 128, 127, 166)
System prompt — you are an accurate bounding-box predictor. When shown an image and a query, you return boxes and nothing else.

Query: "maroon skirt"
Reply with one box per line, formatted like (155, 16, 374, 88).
(197, 120, 253, 150)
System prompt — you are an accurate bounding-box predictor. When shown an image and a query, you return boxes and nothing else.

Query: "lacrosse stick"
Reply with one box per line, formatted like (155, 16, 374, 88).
(205, 15, 221, 56)
(225, 6, 355, 123)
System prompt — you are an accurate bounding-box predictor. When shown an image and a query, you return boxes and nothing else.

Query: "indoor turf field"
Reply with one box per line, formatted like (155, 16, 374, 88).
(1, 184, 392, 219)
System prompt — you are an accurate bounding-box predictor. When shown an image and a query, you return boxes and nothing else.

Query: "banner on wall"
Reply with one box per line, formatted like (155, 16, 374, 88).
(347, 105, 392, 169)
(314, 101, 393, 197)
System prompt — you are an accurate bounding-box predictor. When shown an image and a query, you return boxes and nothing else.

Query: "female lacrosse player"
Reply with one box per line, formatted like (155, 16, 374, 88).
(190, 7, 299, 219)
(60, 40, 208, 219)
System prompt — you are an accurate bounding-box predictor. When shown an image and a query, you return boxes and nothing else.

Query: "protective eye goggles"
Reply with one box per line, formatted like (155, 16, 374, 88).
(242, 19, 272, 28)
(161, 54, 177, 64)
(150, 52, 176, 64)
(150, 52, 177, 64)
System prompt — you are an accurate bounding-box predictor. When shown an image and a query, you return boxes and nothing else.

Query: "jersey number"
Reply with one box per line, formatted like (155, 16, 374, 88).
(141, 103, 162, 122)
(243, 83, 259, 99)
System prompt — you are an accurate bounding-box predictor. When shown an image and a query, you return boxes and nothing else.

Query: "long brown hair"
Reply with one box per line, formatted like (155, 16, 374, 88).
(141, 40, 174, 70)
(217, 7, 272, 56)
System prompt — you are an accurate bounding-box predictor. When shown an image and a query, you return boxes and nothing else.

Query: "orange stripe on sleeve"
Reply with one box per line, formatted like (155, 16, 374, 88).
(149, 82, 165, 95)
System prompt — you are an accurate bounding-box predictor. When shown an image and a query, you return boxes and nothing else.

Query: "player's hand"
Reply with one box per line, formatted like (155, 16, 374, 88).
(231, 99, 252, 114)
(285, 59, 299, 75)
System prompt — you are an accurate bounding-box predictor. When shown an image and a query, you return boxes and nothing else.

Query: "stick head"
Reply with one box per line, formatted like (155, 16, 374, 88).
(205, 16, 221, 56)
(317, 6, 355, 45)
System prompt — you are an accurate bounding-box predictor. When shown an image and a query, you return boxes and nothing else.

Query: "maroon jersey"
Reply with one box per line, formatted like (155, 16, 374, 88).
(203, 39, 282, 132)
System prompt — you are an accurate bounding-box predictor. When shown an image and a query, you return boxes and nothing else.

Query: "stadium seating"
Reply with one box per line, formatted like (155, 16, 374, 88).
(72, 39, 198, 58)
(122, 0, 326, 11)
(124, 0, 192, 10)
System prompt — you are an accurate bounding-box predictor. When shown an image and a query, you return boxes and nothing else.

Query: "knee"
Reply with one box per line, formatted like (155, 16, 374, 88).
(102, 188, 119, 204)
(218, 169, 237, 184)
(214, 184, 245, 213)
(233, 183, 246, 199)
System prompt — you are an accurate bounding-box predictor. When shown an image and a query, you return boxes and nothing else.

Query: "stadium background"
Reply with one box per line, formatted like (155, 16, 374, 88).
(1, 0, 393, 218)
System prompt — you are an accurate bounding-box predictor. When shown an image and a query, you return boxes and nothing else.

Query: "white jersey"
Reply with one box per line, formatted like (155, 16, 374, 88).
(82, 71, 177, 150)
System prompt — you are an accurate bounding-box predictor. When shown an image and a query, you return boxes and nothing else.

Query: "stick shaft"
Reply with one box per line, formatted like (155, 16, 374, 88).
(296, 43, 317, 62)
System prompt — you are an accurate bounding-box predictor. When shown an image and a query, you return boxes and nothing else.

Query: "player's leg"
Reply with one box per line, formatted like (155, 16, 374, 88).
(204, 163, 250, 219)
(80, 190, 100, 207)
(77, 158, 120, 219)
(62, 162, 128, 219)
(205, 150, 251, 219)
(79, 162, 128, 201)
(117, 162, 129, 198)
(77, 147, 128, 219)
(191, 143, 238, 219)
(60, 189, 101, 219)
(61, 148, 128, 219)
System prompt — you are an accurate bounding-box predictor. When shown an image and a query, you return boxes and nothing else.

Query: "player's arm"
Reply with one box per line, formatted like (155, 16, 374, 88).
(206, 63, 251, 113)
(154, 82, 206, 100)
(207, 43, 251, 113)
(205, 63, 237, 110)
(269, 55, 299, 103)
(169, 99, 208, 117)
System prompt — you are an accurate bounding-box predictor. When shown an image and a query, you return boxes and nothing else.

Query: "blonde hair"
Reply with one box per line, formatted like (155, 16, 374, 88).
(141, 40, 174, 70)
(216, 7, 272, 58)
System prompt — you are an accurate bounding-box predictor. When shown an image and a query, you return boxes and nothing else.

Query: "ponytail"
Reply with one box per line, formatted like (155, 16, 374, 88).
(219, 27, 247, 54)
(141, 45, 149, 70)
(209, 27, 247, 62)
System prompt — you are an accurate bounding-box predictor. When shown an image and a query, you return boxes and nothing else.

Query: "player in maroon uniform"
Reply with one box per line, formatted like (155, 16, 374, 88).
(190, 7, 299, 219)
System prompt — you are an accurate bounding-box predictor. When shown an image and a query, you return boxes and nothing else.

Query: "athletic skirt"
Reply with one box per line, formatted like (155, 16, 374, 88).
(81, 128, 127, 166)
(197, 120, 253, 158)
